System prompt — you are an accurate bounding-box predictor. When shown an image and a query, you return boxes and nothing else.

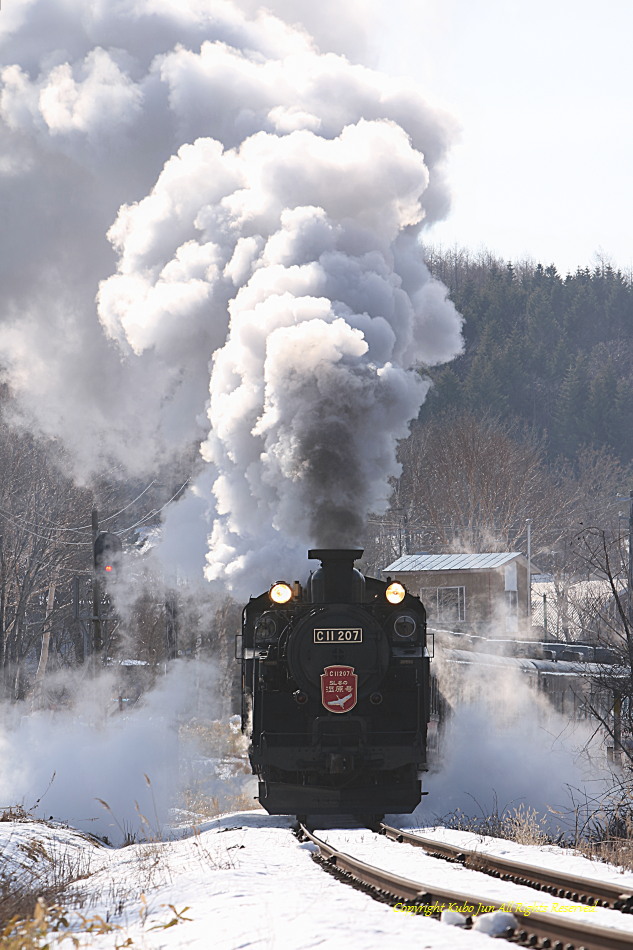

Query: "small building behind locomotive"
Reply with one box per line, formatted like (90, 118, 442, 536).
(384, 552, 532, 636)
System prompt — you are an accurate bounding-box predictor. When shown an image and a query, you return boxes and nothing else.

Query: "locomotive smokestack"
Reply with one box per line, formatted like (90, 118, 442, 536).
(308, 548, 364, 603)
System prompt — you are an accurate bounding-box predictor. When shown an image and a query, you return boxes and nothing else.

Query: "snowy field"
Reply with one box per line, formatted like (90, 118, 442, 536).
(4, 811, 633, 949)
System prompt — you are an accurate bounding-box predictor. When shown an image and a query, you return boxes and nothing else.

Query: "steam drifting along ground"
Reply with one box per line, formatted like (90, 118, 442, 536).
(419, 645, 614, 833)
(0, 0, 463, 595)
(0, 661, 253, 844)
(415, 700, 610, 834)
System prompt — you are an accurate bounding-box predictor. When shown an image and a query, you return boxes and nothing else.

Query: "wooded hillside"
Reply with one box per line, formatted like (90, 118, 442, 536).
(424, 249, 633, 463)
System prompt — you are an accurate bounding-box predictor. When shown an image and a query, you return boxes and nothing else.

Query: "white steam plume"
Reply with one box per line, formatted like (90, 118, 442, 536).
(0, 1, 463, 592)
(0, 661, 253, 843)
(411, 656, 612, 833)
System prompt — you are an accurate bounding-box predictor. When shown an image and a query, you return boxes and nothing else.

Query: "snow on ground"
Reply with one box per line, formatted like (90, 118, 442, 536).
(3, 812, 633, 948)
(317, 826, 633, 935)
(403, 825, 633, 889)
(0, 819, 109, 889)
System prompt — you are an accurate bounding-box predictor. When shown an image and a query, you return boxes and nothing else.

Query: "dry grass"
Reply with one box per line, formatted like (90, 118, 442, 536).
(570, 789, 633, 870)
(0, 806, 31, 824)
(188, 825, 240, 871)
(1, 898, 73, 950)
(440, 801, 554, 847)
(179, 717, 247, 760)
(440, 785, 633, 872)
(1, 834, 95, 923)
(181, 787, 258, 819)
(0, 828, 96, 948)
(178, 716, 257, 820)
(0, 716, 253, 946)
(1, 897, 194, 949)
(579, 834, 633, 869)
(1, 900, 131, 949)
(0, 809, 199, 948)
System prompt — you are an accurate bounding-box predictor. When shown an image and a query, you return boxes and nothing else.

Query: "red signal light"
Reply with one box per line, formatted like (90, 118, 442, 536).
(94, 532, 123, 578)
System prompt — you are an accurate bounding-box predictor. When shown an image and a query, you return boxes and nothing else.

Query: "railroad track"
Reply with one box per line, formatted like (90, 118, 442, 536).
(380, 824, 633, 913)
(297, 823, 633, 950)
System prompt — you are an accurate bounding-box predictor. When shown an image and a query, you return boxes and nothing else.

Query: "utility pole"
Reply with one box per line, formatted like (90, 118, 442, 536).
(165, 593, 179, 662)
(91, 508, 103, 656)
(611, 490, 633, 761)
(33, 580, 56, 710)
(526, 518, 532, 625)
(615, 490, 633, 666)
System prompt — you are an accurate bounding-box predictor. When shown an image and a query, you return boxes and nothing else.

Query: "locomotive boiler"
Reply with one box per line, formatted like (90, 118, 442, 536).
(240, 548, 430, 820)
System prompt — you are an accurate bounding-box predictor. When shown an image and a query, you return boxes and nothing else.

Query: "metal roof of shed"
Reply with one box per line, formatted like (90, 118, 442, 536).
(384, 552, 523, 573)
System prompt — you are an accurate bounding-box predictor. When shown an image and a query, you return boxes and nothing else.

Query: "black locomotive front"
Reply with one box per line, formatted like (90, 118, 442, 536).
(241, 548, 430, 818)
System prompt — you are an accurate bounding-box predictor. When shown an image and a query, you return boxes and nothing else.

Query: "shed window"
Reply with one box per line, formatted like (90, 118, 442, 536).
(421, 586, 466, 622)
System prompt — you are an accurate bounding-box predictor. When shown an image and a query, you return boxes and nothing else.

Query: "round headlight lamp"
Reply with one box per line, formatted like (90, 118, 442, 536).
(385, 582, 406, 604)
(269, 582, 293, 604)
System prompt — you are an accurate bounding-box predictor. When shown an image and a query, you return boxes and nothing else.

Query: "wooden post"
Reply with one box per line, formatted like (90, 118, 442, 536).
(613, 690, 622, 764)
(165, 593, 178, 661)
(91, 509, 103, 657)
(32, 581, 56, 710)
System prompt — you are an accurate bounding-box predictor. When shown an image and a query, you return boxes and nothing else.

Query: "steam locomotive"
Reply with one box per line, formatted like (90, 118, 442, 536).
(240, 549, 430, 820)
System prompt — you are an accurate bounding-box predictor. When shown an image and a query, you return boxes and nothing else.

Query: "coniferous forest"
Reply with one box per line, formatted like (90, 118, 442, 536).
(423, 249, 633, 463)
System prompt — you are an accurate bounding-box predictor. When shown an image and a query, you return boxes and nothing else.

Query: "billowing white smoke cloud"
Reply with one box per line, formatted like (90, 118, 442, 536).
(413, 696, 608, 834)
(0, 0, 463, 592)
(0, 661, 252, 843)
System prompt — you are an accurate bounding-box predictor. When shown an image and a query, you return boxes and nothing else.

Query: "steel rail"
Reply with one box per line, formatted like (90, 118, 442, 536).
(381, 824, 633, 912)
(298, 823, 633, 950)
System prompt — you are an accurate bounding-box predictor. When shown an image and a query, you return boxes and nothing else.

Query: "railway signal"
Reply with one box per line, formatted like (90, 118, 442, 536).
(93, 531, 123, 578)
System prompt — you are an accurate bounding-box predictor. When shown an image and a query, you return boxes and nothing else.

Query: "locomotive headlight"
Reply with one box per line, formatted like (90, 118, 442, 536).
(385, 582, 406, 604)
(269, 582, 293, 604)
(393, 614, 417, 639)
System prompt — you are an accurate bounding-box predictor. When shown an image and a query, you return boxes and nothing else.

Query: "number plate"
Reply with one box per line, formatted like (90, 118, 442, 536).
(313, 628, 363, 643)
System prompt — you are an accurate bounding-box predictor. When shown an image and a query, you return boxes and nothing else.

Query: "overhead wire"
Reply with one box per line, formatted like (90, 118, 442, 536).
(0, 477, 190, 549)
(95, 479, 159, 528)
(119, 477, 191, 535)
(0, 508, 91, 545)
(0, 479, 158, 534)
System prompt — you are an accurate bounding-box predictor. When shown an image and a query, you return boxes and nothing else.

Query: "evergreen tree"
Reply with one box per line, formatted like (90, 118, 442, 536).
(553, 356, 590, 456)
(424, 247, 633, 464)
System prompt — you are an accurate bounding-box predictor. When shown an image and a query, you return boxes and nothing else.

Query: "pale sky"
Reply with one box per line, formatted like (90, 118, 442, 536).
(375, 0, 633, 276)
